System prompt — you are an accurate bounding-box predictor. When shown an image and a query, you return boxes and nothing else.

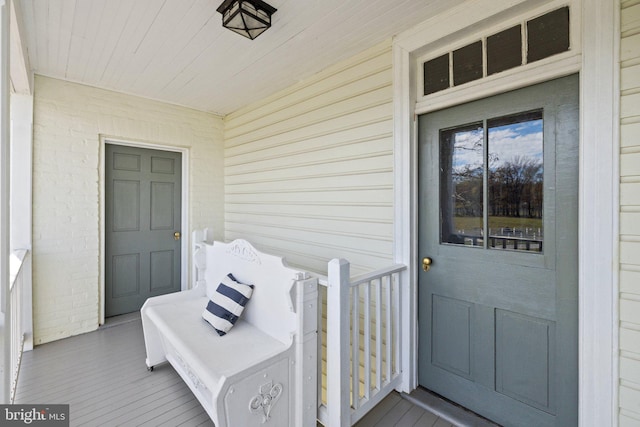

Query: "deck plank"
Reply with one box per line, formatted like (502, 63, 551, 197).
(413, 410, 440, 427)
(433, 418, 456, 427)
(351, 392, 450, 427)
(146, 401, 206, 426)
(395, 405, 435, 427)
(375, 398, 414, 425)
(353, 392, 402, 426)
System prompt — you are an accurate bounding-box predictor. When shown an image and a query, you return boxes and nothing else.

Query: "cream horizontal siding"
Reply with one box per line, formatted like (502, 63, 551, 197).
(620, 1, 640, 425)
(224, 41, 394, 274)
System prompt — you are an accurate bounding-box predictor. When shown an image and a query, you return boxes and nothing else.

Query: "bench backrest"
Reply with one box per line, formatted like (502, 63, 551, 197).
(199, 239, 300, 345)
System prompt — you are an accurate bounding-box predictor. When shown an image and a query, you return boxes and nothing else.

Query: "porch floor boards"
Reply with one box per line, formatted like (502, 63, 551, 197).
(15, 315, 214, 426)
(15, 314, 456, 427)
(353, 392, 456, 427)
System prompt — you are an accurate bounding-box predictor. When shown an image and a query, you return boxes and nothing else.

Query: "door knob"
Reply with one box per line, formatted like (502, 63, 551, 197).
(174, 232, 181, 241)
(422, 257, 433, 272)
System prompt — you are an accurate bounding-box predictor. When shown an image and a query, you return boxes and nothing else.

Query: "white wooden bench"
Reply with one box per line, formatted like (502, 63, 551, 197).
(141, 238, 318, 427)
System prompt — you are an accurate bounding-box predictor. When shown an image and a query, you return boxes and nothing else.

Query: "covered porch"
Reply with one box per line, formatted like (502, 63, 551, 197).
(0, 0, 630, 426)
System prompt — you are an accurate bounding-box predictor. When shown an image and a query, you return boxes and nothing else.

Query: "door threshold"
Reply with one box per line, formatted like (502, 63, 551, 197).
(401, 387, 501, 427)
(100, 311, 141, 329)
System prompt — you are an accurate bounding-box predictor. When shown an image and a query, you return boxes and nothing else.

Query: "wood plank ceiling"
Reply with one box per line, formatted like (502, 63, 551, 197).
(19, 0, 462, 115)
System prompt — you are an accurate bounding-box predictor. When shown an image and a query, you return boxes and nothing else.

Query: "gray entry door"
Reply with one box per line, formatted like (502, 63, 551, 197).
(105, 144, 182, 317)
(418, 75, 578, 427)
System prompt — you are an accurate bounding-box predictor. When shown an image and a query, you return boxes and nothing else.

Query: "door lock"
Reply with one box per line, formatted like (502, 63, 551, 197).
(422, 257, 433, 272)
(174, 232, 181, 241)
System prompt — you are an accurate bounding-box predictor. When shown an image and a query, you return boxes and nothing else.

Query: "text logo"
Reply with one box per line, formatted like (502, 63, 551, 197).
(0, 405, 69, 426)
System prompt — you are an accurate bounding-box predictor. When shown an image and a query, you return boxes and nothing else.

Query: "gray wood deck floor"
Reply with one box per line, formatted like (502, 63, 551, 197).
(353, 392, 456, 427)
(15, 315, 462, 427)
(15, 317, 214, 426)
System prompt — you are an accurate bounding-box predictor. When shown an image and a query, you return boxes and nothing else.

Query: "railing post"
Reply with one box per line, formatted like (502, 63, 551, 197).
(294, 274, 318, 427)
(21, 252, 32, 352)
(326, 258, 350, 427)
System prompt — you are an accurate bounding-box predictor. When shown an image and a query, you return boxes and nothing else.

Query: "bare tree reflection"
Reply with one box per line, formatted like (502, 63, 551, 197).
(489, 155, 543, 219)
(440, 112, 544, 251)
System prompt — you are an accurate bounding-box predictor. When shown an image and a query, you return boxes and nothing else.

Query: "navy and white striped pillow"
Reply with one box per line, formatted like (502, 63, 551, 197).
(202, 273, 254, 336)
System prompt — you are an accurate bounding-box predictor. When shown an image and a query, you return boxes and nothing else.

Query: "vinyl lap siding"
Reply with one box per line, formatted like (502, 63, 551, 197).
(223, 41, 394, 274)
(620, 1, 640, 425)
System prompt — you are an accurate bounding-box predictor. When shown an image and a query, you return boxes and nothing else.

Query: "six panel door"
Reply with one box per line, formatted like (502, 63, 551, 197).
(105, 144, 182, 317)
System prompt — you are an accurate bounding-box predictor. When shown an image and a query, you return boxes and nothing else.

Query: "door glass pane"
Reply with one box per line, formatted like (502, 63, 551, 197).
(440, 123, 484, 246)
(488, 111, 543, 252)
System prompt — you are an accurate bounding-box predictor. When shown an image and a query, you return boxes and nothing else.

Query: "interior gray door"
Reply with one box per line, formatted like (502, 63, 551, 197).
(418, 75, 578, 427)
(105, 144, 182, 317)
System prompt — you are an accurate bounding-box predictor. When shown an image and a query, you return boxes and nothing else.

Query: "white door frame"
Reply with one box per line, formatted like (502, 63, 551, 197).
(392, 1, 619, 426)
(99, 136, 190, 325)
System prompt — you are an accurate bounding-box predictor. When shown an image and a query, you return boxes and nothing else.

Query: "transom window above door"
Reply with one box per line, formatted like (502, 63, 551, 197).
(423, 7, 570, 96)
(440, 110, 544, 253)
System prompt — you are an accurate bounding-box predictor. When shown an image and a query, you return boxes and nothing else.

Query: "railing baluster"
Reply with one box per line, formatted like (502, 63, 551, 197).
(375, 277, 382, 391)
(392, 273, 400, 375)
(318, 285, 326, 409)
(351, 285, 360, 409)
(384, 274, 392, 383)
(8, 250, 29, 403)
(363, 281, 371, 402)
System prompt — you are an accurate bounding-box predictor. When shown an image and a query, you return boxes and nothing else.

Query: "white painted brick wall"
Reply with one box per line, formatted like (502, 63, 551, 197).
(32, 76, 225, 345)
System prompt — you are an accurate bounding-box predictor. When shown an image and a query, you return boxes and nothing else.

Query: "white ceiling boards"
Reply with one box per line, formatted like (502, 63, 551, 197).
(20, 0, 463, 115)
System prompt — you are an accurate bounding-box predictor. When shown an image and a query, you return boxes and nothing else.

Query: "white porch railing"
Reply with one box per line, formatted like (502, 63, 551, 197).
(317, 259, 407, 426)
(8, 249, 30, 403)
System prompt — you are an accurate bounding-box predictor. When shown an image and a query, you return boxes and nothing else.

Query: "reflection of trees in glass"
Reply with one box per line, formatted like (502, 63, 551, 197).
(440, 112, 543, 250)
(451, 155, 543, 220)
(452, 164, 483, 218)
(489, 155, 543, 219)
(446, 115, 543, 222)
(450, 127, 483, 219)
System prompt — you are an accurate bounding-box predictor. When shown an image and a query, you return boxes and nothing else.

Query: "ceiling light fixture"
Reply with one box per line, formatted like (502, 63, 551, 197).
(216, 0, 277, 40)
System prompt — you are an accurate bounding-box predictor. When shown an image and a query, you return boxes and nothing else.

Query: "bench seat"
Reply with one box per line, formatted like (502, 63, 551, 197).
(145, 296, 288, 387)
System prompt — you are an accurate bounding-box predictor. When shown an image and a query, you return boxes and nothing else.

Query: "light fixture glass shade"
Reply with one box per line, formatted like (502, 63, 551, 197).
(217, 0, 277, 40)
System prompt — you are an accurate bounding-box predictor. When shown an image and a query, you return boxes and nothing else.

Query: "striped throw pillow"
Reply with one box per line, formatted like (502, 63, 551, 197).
(202, 273, 254, 336)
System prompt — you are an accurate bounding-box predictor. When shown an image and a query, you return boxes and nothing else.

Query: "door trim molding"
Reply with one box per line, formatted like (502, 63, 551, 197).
(98, 136, 190, 325)
(392, 0, 620, 426)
